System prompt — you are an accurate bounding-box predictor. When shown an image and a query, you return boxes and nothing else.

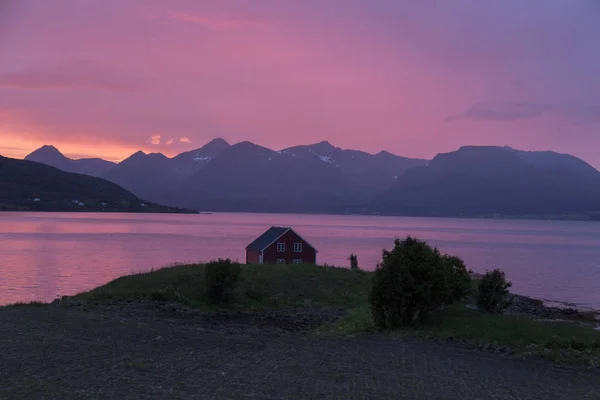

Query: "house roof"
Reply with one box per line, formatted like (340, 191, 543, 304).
(246, 226, 317, 252)
(246, 226, 290, 251)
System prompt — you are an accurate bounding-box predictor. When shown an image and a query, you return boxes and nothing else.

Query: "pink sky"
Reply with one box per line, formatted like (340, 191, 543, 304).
(1, 0, 599, 165)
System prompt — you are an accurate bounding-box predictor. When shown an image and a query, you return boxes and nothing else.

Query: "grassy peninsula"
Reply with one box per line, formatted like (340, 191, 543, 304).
(53, 261, 600, 365)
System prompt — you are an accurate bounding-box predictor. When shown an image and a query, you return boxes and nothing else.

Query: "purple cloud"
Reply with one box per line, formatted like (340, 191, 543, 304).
(0, 60, 146, 92)
(447, 101, 600, 124)
(446, 102, 558, 122)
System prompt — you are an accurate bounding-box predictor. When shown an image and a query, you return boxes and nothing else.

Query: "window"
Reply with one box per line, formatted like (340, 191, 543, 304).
(276, 259, 286, 264)
(277, 242, 285, 252)
(293, 259, 302, 265)
(294, 242, 302, 252)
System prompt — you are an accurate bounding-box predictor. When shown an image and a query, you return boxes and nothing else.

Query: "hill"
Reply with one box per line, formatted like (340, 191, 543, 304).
(0, 156, 193, 213)
(379, 146, 600, 218)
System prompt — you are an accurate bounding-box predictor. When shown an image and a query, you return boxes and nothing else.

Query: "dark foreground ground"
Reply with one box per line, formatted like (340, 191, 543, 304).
(1, 304, 599, 400)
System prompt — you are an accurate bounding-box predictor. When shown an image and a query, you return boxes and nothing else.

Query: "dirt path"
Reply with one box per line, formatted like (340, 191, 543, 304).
(1, 304, 599, 400)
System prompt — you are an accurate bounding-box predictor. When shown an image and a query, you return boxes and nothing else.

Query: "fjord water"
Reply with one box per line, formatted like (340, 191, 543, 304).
(0, 212, 599, 308)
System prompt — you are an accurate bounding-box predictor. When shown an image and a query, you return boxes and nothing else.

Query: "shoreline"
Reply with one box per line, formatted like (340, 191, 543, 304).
(469, 272, 599, 326)
(503, 294, 599, 326)
(6, 208, 599, 222)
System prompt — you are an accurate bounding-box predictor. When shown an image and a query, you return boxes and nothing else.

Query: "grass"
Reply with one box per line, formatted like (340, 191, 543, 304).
(317, 304, 375, 335)
(406, 304, 600, 349)
(72, 263, 373, 310)
(325, 302, 600, 363)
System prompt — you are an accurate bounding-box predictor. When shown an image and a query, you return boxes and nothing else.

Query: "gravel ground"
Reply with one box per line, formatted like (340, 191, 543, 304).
(1, 304, 599, 400)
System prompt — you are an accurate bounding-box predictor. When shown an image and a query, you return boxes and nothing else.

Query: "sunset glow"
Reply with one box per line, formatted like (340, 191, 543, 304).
(1, 0, 599, 165)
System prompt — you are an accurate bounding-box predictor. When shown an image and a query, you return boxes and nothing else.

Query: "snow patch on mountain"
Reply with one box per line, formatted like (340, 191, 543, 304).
(309, 148, 335, 164)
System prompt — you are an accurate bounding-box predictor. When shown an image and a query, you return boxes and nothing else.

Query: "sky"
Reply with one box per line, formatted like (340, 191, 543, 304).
(1, 0, 599, 165)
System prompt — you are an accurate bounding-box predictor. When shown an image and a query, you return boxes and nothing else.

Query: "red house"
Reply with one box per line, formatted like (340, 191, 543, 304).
(246, 226, 318, 265)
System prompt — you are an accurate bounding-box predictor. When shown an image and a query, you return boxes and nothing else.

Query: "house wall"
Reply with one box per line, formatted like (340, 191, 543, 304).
(262, 230, 316, 264)
(246, 249, 261, 265)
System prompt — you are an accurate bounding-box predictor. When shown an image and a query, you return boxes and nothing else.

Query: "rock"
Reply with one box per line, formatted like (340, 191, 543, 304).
(561, 308, 578, 316)
(502, 294, 600, 322)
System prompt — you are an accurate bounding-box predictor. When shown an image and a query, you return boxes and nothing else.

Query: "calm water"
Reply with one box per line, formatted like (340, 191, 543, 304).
(1, 212, 599, 308)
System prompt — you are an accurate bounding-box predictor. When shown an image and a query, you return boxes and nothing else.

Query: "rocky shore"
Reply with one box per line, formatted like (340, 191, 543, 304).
(468, 272, 599, 326)
(503, 294, 599, 325)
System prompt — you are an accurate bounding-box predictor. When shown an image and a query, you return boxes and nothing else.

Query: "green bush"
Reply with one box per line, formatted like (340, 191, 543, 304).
(205, 259, 241, 304)
(370, 236, 455, 328)
(442, 255, 472, 302)
(477, 269, 512, 313)
(349, 253, 359, 271)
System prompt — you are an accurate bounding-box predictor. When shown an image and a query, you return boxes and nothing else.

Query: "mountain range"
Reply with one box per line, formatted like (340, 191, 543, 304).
(22, 139, 600, 219)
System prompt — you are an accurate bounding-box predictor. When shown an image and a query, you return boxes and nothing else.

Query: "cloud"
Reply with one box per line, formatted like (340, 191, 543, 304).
(561, 104, 600, 125)
(446, 102, 600, 125)
(164, 137, 174, 145)
(0, 61, 145, 92)
(147, 134, 161, 145)
(446, 102, 558, 122)
(167, 11, 269, 31)
(179, 137, 192, 143)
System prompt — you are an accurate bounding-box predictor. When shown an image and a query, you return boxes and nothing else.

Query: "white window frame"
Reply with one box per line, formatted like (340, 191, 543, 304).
(277, 242, 285, 252)
(294, 242, 302, 252)
(293, 259, 302, 265)
(276, 259, 286, 264)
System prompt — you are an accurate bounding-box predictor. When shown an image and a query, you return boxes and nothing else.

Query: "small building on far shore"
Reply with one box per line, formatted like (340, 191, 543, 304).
(246, 226, 317, 265)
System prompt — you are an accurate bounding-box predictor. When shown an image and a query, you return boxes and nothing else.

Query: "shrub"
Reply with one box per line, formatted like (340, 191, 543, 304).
(442, 255, 472, 302)
(370, 236, 453, 328)
(477, 269, 512, 313)
(205, 259, 241, 304)
(349, 253, 359, 271)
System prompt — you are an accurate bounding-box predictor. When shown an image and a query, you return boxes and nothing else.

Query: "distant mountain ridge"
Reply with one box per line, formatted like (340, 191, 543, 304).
(380, 145, 600, 218)
(23, 138, 426, 211)
(0, 156, 191, 213)
(281, 141, 428, 193)
(181, 141, 356, 213)
(25, 145, 116, 177)
(20, 140, 600, 219)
